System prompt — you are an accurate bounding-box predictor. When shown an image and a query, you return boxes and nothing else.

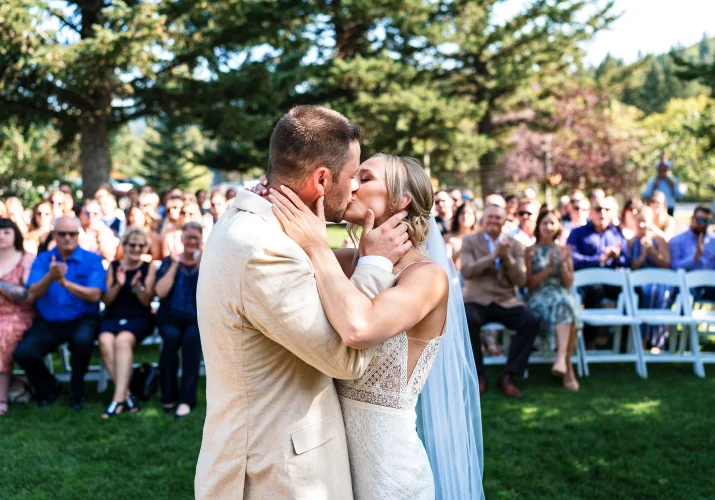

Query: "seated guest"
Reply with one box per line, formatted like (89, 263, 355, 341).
(619, 198, 643, 242)
(0, 219, 35, 415)
(138, 191, 162, 231)
(24, 201, 54, 255)
(155, 222, 203, 419)
(98, 227, 157, 418)
(209, 190, 228, 223)
(97, 191, 126, 238)
(631, 207, 672, 353)
(125, 207, 162, 261)
(444, 202, 478, 270)
(161, 195, 184, 257)
(562, 195, 590, 242)
(567, 196, 630, 349)
(79, 199, 119, 261)
(647, 191, 676, 240)
(14, 216, 106, 410)
(559, 195, 572, 223)
(509, 198, 540, 247)
(670, 205, 715, 300)
(461, 204, 539, 399)
(433, 190, 454, 235)
(5, 197, 28, 236)
(525, 209, 578, 391)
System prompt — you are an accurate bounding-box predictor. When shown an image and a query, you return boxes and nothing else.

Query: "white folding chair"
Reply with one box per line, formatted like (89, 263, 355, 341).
(572, 268, 646, 378)
(682, 270, 715, 369)
(628, 268, 704, 378)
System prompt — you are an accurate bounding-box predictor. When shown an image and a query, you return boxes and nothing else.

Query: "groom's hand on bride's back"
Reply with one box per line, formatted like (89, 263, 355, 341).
(359, 210, 411, 265)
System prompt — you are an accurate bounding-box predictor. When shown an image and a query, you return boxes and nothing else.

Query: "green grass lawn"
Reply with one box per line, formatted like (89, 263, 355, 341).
(2, 361, 714, 499)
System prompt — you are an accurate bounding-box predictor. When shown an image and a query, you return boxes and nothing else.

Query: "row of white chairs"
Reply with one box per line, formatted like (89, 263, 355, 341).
(482, 269, 715, 379)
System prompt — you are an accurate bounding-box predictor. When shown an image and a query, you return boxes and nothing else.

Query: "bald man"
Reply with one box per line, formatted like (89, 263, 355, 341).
(14, 216, 106, 410)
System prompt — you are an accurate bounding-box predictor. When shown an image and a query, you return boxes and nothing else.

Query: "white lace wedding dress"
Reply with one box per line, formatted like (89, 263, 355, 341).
(337, 328, 442, 500)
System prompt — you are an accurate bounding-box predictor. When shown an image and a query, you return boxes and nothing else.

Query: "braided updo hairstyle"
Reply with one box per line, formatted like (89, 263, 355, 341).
(347, 153, 434, 252)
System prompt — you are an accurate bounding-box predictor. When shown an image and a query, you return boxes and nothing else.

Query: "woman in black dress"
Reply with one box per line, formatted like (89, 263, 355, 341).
(99, 226, 157, 418)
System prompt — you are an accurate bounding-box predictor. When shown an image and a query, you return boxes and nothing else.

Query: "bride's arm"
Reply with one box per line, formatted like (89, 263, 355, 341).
(307, 245, 448, 348)
(270, 187, 448, 349)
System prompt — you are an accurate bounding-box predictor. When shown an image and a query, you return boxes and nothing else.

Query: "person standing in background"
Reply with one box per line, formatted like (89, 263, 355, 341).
(434, 190, 455, 235)
(643, 159, 683, 217)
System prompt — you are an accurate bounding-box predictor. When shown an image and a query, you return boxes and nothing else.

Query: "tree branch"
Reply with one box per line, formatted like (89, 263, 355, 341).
(47, 7, 82, 34)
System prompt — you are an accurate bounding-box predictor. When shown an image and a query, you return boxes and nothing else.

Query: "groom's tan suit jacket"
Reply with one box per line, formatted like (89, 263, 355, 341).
(195, 192, 395, 499)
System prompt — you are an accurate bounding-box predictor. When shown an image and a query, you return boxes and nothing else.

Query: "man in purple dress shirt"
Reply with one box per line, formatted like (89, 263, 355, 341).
(670, 205, 715, 299)
(566, 196, 630, 349)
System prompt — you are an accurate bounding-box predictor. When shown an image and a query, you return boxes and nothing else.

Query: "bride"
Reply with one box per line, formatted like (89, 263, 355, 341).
(266, 153, 484, 500)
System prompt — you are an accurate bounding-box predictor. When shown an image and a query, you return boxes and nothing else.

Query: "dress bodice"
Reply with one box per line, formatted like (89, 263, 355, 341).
(337, 331, 442, 410)
(531, 244, 561, 288)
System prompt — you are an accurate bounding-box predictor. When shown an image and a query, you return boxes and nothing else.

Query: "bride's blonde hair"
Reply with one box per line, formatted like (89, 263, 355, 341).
(347, 153, 434, 252)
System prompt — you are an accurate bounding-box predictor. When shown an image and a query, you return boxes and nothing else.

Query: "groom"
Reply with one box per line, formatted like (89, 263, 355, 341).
(195, 106, 410, 499)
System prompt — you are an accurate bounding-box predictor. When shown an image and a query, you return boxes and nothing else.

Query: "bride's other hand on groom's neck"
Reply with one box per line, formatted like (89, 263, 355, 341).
(251, 174, 325, 216)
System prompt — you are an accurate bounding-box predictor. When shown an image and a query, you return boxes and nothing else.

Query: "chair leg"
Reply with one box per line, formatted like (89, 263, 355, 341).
(630, 327, 648, 379)
(577, 327, 590, 377)
(689, 324, 705, 378)
(613, 326, 623, 354)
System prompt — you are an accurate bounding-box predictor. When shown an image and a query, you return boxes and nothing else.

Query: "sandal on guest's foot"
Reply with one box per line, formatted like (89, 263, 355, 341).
(102, 400, 125, 419)
(125, 394, 141, 414)
(0, 400, 8, 416)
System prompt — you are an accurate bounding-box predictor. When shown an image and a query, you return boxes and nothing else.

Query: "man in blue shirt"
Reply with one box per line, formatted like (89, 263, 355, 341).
(567, 196, 630, 349)
(642, 160, 683, 217)
(14, 216, 106, 409)
(670, 205, 715, 300)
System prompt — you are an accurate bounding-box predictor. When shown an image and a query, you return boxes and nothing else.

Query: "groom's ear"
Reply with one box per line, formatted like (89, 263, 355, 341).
(312, 167, 331, 197)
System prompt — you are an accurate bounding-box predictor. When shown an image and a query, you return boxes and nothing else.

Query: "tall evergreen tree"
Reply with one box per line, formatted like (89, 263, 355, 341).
(0, 0, 309, 196)
(139, 121, 203, 193)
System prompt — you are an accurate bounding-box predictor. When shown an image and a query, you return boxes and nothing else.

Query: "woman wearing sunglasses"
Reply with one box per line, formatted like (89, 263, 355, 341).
(98, 226, 157, 418)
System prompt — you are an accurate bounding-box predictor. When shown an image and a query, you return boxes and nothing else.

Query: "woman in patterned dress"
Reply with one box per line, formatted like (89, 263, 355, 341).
(525, 208, 579, 391)
(0, 218, 35, 415)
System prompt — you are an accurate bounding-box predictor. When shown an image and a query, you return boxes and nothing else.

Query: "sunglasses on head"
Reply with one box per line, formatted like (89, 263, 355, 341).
(695, 217, 711, 225)
(55, 231, 79, 238)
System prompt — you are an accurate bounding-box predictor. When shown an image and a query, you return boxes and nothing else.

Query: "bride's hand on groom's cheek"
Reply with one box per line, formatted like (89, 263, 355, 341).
(358, 210, 412, 265)
(269, 186, 328, 252)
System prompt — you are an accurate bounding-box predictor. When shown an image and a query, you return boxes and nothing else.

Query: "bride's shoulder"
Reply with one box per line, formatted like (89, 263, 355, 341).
(396, 259, 449, 295)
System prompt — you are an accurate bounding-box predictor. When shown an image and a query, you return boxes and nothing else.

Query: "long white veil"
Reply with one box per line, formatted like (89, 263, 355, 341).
(416, 215, 485, 500)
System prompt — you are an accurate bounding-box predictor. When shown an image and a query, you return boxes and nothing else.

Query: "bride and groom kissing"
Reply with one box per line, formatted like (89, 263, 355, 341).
(195, 106, 484, 499)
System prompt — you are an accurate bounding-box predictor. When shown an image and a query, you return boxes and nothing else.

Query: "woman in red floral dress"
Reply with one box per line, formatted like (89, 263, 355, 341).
(0, 218, 35, 415)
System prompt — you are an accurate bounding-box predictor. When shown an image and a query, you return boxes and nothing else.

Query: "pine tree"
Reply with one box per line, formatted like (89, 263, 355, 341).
(0, 0, 308, 196)
(139, 121, 203, 193)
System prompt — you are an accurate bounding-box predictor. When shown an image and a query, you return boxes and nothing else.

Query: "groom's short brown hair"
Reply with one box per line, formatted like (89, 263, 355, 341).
(267, 106, 362, 185)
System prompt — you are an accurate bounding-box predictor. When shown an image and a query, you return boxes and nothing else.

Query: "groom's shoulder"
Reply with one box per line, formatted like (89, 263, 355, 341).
(211, 208, 303, 257)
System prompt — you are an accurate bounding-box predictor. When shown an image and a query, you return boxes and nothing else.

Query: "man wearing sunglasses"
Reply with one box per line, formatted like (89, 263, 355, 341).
(509, 198, 541, 247)
(567, 196, 630, 349)
(13, 216, 107, 410)
(670, 206, 715, 299)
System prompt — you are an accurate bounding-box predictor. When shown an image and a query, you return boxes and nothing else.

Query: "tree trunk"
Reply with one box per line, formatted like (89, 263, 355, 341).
(80, 114, 111, 198)
(477, 114, 499, 198)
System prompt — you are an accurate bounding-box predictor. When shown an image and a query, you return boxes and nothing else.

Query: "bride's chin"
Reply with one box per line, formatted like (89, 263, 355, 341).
(342, 206, 365, 225)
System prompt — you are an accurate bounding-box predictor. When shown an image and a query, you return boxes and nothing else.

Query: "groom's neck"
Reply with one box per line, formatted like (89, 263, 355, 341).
(264, 180, 319, 213)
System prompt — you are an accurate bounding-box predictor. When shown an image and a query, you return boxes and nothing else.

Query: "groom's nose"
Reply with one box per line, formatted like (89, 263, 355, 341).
(351, 178, 359, 192)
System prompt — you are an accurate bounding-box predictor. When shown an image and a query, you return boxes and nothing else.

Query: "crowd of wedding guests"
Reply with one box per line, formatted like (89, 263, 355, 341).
(0, 183, 236, 418)
(0, 159, 712, 414)
(436, 161, 714, 399)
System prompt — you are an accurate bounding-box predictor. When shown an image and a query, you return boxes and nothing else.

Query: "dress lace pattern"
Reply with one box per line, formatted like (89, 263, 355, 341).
(337, 331, 442, 500)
